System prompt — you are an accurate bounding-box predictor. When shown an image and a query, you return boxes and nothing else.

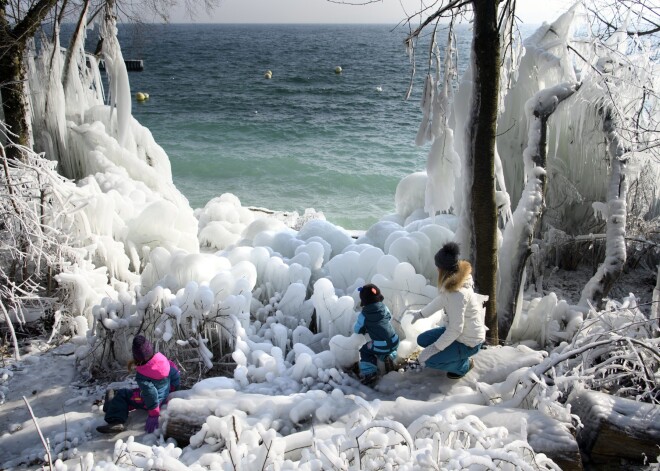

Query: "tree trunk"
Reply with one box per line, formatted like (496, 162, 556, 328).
(579, 108, 628, 308)
(0, 43, 31, 161)
(652, 264, 659, 335)
(469, 1, 500, 345)
(0, 0, 59, 161)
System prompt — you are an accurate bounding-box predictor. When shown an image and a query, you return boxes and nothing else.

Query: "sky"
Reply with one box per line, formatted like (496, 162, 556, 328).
(171, 0, 576, 25)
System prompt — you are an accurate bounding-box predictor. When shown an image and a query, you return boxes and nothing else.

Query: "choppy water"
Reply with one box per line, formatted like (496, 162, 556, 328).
(114, 24, 452, 229)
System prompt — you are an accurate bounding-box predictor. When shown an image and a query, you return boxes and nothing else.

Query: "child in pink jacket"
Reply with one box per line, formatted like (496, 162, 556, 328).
(97, 335, 180, 434)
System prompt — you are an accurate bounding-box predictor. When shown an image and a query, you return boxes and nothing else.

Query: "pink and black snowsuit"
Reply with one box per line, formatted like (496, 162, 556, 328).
(103, 352, 180, 425)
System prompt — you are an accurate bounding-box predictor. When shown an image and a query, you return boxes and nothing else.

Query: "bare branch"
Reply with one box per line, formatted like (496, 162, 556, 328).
(406, 0, 472, 43)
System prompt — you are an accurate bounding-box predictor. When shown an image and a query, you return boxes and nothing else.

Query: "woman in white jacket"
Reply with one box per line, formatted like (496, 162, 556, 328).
(412, 242, 487, 379)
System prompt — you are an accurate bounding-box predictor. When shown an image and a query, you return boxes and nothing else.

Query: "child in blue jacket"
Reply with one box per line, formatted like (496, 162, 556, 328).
(353, 283, 399, 385)
(97, 335, 180, 434)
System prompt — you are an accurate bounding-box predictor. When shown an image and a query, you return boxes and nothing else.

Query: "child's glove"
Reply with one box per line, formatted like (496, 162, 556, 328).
(418, 344, 440, 365)
(145, 409, 160, 433)
(410, 311, 424, 324)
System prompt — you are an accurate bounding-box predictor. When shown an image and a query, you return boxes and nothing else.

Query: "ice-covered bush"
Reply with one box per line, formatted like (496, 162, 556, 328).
(483, 293, 659, 431)
(102, 393, 560, 470)
(557, 295, 659, 403)
(0, 147, 90, 358)
(85, 249, 256, 381)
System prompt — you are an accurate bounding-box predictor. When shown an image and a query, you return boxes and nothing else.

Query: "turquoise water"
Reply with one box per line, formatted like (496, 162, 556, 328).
(119, 24, 436, 229)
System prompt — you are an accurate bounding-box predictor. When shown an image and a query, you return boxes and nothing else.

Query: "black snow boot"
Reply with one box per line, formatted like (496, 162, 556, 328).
(96, 422, 125, 434)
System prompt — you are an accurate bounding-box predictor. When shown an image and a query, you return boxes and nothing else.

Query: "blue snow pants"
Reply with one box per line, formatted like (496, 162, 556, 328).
(359, 339, 398, 376)
(417, 327, 481, 376)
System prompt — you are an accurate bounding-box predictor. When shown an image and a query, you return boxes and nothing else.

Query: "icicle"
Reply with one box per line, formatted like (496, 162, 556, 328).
(100, 6, 131, 149)
(494, 145, 512, 224)
(41, 24, 68, 164)
(415, 74, 435, 146)
(424, 24, 462, 218)
(63, 2, 97, 123)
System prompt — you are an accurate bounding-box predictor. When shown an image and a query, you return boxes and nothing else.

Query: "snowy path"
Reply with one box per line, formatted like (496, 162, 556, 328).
(0, 341, 157, 468)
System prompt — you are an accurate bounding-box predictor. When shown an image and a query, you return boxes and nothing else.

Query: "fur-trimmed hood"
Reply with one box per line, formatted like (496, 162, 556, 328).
(442, 260, 473, 292)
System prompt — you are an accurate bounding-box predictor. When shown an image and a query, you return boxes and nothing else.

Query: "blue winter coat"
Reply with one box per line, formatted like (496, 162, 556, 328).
(353, 302, 399, 353)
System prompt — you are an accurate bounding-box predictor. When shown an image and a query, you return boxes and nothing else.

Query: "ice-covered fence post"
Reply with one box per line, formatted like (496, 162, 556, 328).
(579, 107, 628, 309)
(498, 82, 578, 342)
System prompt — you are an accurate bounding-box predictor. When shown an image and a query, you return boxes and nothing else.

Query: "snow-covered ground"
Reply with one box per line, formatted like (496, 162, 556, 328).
(2, 273, 659, 470)
(0, 334, 574, 470)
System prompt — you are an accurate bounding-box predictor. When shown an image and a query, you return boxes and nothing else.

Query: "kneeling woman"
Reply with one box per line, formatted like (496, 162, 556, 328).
(413, 242, 487, 379)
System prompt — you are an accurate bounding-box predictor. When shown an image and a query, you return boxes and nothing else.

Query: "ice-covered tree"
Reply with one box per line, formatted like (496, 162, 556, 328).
(0, 0, 219, 162)
(496, 2, 660, 336)
(0, 0, 219, 364)
(497, 81, 579, 340)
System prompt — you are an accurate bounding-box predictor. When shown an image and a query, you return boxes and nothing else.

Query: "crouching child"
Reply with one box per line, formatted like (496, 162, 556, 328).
(353, 283, 399, 385)
(97, 334, 180, 434)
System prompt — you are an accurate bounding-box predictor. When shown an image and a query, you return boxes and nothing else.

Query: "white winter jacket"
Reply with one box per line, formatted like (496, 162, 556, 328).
(419, 260, 487, 351)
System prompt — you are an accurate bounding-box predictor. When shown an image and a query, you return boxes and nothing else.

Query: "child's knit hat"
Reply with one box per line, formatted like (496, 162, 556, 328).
(358, 283, 384, 306)
(132, 335, 154, 364)
(434, 242, 460, 273)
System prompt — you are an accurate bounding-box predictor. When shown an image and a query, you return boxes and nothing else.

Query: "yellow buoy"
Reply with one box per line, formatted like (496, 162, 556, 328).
(264, 70, 272, 79)
(334, 66, 342, 74)
(136, 92, 148, 102)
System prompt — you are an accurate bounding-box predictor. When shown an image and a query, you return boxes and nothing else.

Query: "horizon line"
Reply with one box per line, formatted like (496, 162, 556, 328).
(105, 21, 543, 27)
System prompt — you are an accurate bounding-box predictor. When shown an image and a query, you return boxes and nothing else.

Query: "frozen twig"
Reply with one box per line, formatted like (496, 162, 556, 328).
(23, 396, 53, 470)
(0, 301, 21, 361)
